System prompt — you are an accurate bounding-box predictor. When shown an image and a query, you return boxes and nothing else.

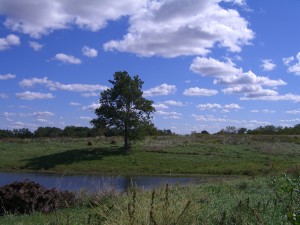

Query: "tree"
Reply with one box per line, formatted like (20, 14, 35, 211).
(91, 71, 155, 150)
(238, 127, 248, 134)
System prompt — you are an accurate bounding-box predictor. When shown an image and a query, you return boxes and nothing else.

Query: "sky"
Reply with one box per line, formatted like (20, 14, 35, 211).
(1, 0, 300, 134)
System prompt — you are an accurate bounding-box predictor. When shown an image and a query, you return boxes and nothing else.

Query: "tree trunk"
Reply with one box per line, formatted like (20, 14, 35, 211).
(124, 123, 129, 152)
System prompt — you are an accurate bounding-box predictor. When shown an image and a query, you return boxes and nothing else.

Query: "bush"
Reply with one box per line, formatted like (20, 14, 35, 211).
(0, 180, 76, 215)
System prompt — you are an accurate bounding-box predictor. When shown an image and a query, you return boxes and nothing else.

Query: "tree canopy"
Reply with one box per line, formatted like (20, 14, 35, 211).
(91, 71, 155, 150)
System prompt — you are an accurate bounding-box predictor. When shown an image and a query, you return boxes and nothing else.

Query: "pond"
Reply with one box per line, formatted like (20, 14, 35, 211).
(0, 172, 236, 192)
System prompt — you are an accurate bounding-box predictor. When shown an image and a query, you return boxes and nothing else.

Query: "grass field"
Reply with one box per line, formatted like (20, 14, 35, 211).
(1, 134, 300, 224)
(0, 134, 300, 176)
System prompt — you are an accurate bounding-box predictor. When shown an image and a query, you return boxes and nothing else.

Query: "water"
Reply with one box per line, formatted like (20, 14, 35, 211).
(0, 172, 232, 192)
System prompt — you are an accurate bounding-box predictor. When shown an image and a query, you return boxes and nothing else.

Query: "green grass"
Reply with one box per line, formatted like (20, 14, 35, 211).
(1, 135, 300, 175)
(1, 135, 300, 224)
(1, 175, 299, 224)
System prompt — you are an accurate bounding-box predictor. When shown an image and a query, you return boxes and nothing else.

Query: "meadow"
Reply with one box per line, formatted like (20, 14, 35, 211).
(0, 134, 300, 176)
(1, 134, 300, 224)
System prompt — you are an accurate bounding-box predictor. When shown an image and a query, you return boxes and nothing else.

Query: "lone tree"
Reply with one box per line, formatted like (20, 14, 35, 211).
(91, 71, 155, 150)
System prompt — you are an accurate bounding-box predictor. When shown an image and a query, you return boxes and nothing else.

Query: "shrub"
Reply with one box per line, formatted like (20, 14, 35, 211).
(0, 180, 76, 215)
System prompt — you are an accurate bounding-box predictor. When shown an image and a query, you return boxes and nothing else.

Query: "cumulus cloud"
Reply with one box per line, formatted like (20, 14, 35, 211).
(0, 34, 20, 50)
(183, 87, 218, 96)
(0, 0, 146, 38)
(156, 110, 182, 119)
(283, 52, 300, 75)
(261, 59, 276, 71)
(82, 46, 98, 58)
(190, 56, 287, 100)
(164, 100, 186, 106)
(197, 103, 242, 110)
(143, 84, 176, 97)
(214, 71, 286, 86)
(15, 91, 54, 100)
(190, 57, 242, 77)
(191, 57, 285, 87)
(197, 103, 222, 110)
(32, 111, 54, 118)
(286, 110, 300, 115)
(240, 93, 300, 102)
(153, 103, 169, 110)
(29, 41, 43, 51)
(54, 53, 81, 64)
(222, 85, 278, 98)
(0, 73, 16, 80)
(20, 77, 108, 93)
(104, 0, 254, 57)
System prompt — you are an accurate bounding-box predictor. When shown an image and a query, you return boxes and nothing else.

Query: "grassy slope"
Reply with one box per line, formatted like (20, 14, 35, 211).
(1, 135, 300, 175)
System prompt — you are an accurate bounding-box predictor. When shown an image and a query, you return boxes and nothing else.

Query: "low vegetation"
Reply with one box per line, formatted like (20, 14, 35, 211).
(0, 174, 299, 224)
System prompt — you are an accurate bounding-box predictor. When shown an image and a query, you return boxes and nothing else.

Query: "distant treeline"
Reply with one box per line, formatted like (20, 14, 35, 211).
(0, 125, 173, 139)
(215, 124, 300, 135)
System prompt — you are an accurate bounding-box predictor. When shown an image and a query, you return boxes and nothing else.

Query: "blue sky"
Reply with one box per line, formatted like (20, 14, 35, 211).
(1, 0, 300, 134)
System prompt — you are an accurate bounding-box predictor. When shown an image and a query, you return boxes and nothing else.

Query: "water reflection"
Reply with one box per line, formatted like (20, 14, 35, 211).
(0, 172, 232, 192)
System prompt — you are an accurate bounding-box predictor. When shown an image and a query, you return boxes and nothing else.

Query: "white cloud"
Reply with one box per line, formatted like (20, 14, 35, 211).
(156, 110, 182, 119)
(191, 57, 285, 87)
(153, 103, 169, 110)
(10, 121, 37, 129)
(32, 111, 54, 118)
(164, 100, 186, 106)
(261, 109, 276, 113)
(20, 77, 108, 93)
(222, 85, 278, 98)
(1, 112, 15, 117)
(196, 103, 242, 111)
(35, 118, 53, 124)
(283, 52, 300, 75)
(143, 84, 176, 97)
(29, 41, 43, 51)
(241, 93, 300, 102)
(224, 103, 242, 109)
(283, 56, 294, 66)
(197, 103, 222, 110)
(82, 103, 100, 111)
(0, 34, 20, 50)
(214, 71, 286, 87)
(104, 0, 253, 57)
(82, 46, 98, 58)
(286, 110, 300, 115)
(261, 59, 276, 71)
(192, 114, 230, 123)
(183, 87, 218, 96)
(70, 102, 81, 106)
(15, 91, 54, 100)
(54, 53, 81, 64)
(190, 57, 286, 100)
(0, 73, 16, 80)
(0, 0, 146, 38)
(190, 57, 242, 77)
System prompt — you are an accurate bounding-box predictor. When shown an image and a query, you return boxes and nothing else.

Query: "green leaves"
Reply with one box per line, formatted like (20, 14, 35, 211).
(91, 71, 155, 149)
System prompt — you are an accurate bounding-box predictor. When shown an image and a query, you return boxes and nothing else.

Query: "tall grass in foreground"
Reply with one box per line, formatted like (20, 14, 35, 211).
(1, 175, 299, 224)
